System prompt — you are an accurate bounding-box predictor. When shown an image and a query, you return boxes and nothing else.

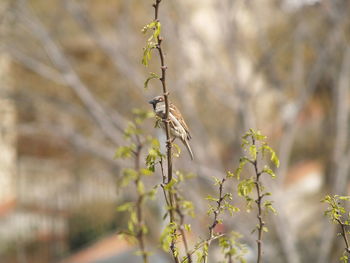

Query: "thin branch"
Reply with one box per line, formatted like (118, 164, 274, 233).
(159, 158, 171, 210)
(336, 218, 350, 255)
(252, 137, 264, 263)
(7, 46, 127, 132)
(151, 1, 178, 262)
(174, 192, 192, 263)
(152, 0, 173, 183)
(18, 123, 123, 167)
(182, 234, 225, 263)
(134, 140, 149, 263)
(203, 178, 226, 263)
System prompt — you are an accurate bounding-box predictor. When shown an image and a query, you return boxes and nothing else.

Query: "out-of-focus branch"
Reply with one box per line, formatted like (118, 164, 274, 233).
(15, 1, 123, 144)
(18, 123, 125, 167)
(62, 0, 144, 90)
(7, 46, 128, 132)
(332, 46, 350, 191)
(318, 45, 350, 263)
(272, 22, 346, 263)
(8, 47, 65, 84)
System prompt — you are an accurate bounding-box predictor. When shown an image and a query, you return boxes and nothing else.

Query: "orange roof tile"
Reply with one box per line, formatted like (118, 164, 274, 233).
(61, 234, 131, 263)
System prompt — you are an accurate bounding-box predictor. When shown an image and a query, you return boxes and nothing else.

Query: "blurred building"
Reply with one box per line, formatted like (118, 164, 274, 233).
(0, 55, 118, 262)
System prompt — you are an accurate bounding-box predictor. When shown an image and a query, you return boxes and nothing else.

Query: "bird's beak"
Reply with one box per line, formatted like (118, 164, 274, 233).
(148, 99, 156, 110)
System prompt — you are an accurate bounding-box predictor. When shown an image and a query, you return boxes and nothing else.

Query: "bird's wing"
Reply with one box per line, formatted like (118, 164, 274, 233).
(169, 103, 191, 140)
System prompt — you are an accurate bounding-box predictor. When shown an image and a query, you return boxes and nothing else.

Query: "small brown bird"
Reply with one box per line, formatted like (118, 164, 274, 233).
(149, 96, 194, 160)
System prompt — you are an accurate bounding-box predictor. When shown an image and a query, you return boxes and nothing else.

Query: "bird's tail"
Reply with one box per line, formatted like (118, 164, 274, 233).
(183, 139, 194, 160)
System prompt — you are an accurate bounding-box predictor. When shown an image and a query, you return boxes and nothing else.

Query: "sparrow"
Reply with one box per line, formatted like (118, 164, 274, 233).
(149, 96, 194, 160)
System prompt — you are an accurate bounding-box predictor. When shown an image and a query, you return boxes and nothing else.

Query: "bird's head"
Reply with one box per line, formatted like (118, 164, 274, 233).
(148, 96, 165, 110)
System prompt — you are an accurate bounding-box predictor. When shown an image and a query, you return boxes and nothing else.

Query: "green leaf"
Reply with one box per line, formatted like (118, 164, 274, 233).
(226, 203, 240, 216)
(263, 200, 277, 214)
(173, 143, 181, 158)
(262, 226, 269, 232)
(124, 122, 142, 138)
(115, 145, 135, 159)
(205, 195, 219, 202)
(184, 224, 191, 232)
(237, 178, 255, 197)
(182, 200, 195, 217)
(262, 144, 280, 167)
(153, 21, 161, 39)
(116, 202, 134, 212)
(145, 141, 163, 172)
(227, 171, 234, 178)
(160, 222, 177, 252)
(234, 157, 251, 179)
(212, 176, 222, 186)
(262, 166, 276, 178)
(144, 72, 160, 89)
(340, 251, 348, 263)
(164, 178, 178, 191)
(249, 145, 257, 160)
(142, 46, 151, 66)
(146, 185, 158, 200)
(137, 181, 145, 195)
(241, 138, 250, 148)
(142, 42, 156, 66)
(128, 220, 134, 233)
(132, 108, 155, 124)
(140, 168, 154, 176)
(119, 168, 138, 187)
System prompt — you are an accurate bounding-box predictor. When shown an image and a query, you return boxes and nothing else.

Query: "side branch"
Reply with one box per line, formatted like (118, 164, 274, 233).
(337, 218, 350, 254)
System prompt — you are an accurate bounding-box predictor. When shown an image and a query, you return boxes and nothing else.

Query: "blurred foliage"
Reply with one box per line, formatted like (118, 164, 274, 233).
(68, 201, 118, 251)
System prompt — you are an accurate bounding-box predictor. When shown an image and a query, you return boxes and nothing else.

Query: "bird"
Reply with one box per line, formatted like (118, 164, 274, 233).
(149, 95, 194, 160)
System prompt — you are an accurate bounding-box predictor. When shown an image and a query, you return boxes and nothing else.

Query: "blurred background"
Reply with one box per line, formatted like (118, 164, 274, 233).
(0, 0, 350, 262)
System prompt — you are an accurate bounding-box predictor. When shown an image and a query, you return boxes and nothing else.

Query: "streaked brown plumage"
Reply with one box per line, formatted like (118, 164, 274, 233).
(149, 96, 194, 160)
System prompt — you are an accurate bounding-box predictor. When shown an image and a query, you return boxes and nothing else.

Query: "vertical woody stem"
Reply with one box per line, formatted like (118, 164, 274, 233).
(152, 1, 179, 262)
(153, 0, 172, 184)
(134, 140, 148, 263)
(252, 137, 264, 263)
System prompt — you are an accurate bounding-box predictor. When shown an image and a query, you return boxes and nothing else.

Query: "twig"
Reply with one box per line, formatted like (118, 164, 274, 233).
(133, 138, 149, 263)
(182, 234, 225, 263)
(159, 159, 170, 207)
(252, 137, 264, 263)
(203, 178, 226, 263)
(336, 218, 350, 255)
(174, 192, 192, 263)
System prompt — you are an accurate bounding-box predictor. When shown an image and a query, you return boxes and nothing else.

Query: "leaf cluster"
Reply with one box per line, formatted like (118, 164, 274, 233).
(233, 129, 279, 213)
(322, 195, 350, 263)
(218, 232, 247, 263)
(322, 195, 350, 224)
(142, 20, 161, 67)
